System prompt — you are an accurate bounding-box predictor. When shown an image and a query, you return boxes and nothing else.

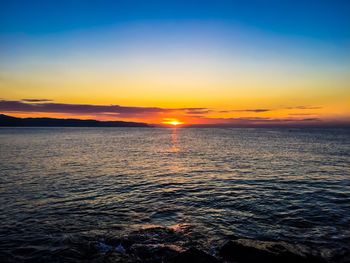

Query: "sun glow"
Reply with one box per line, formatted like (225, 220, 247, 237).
(162, 118, 184, 126)
(169, 120, 182, 126)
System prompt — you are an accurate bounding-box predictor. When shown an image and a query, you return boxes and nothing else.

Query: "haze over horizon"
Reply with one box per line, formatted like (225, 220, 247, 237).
(1, 0, 349, 126)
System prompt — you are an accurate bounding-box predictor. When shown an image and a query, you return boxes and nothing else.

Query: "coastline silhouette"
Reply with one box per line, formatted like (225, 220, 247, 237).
(0, 114, 150, 127)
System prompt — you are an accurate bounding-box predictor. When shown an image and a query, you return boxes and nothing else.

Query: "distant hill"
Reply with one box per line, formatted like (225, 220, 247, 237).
(0, 114, 151, 127)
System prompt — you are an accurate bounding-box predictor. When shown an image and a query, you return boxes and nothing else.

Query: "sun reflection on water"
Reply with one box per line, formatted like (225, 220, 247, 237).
(171, 127, 179, 153)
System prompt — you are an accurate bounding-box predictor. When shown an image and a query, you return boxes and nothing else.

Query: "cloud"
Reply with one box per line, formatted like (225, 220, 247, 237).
(285, 105, 322, 110)
(218, 108, 271, 113)
(217, 106, 322, 114)
(1, 100, 323, 118)
(183, 108, 212, 115)
(21, 99, 53, 102)
(233, 109, 271, 112)
(0, 100, 334, 126)
(299, 118, 320, 121)
(288, 113, 315, 116)
(0, 100, 207, 118)
(185, 116, 323, 127)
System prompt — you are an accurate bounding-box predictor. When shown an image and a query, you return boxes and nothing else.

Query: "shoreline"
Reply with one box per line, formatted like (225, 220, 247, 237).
(2, 224, 349, 263)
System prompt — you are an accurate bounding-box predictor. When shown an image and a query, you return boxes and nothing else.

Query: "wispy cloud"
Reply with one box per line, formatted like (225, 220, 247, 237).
(182, 108, 212, 115)
(0, 100, 207, 118)
(1, 100, 323, 116)
(0, 99, 335, 126)
(184, 116, 324, 127)
(219, 108, 271, 113)
(285, 105, 322, 110)
(288, 113, 315, 116)
(21, 99, 53, 102)
(219, 106, 323, 113)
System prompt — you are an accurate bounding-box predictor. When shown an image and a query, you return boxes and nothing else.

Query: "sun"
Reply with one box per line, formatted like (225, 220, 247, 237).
(169, 120, 182, 126)
(162, 118, 184, 126)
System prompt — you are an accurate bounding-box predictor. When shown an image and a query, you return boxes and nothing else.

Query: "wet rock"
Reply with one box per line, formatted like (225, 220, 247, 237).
(130, 243, 181, 263)
(219, 239, 324, 263)
(115, 244, 126, 254)
(170, 248, 221, 263)
(330, 248, 350, 263)
(98, 252, 141, 263)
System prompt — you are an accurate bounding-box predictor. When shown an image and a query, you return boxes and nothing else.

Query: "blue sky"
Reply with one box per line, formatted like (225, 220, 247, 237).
(1, 0, 349, 42)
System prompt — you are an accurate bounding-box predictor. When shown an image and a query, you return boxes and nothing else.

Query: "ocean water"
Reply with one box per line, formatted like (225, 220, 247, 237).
(0, 127, 349, 262)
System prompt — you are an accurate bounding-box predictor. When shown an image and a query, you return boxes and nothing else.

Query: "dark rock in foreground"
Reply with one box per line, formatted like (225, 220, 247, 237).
(74, 227, 350, 263)
(219, 239, 326, 263)
(170, 248, 220, 263)
(4, 224, 349, 262)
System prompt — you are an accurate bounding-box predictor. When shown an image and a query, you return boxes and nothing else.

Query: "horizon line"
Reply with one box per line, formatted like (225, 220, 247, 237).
(1, 114, 349, 129)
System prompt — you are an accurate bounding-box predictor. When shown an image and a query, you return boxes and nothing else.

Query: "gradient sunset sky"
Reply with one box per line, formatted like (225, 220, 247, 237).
(0, 0, 349, 126)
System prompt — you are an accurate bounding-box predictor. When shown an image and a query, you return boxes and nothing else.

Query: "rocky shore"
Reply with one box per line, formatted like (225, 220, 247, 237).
(3, 225, 349, 263)
(95, 239, 348, 263)
(83, 225, 349, 263)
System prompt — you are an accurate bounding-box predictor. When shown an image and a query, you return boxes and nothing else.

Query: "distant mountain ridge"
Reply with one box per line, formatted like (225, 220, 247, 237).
(0, 114, 151, 127)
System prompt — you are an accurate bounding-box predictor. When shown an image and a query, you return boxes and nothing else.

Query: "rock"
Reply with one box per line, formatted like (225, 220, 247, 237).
(220, 240, 275, 263)
(115, 244, 126, 254)
(219, 239, 324, 263)
(330, 248, 350, 263)
(101, 252, 141, 263)
(130, 243, 181, 263)
(170, 248, 221, 263)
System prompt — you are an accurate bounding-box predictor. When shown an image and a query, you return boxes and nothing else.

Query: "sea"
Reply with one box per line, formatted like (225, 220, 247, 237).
(0, 127, 349, 262)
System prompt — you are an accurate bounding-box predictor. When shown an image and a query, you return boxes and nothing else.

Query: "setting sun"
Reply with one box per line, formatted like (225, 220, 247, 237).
(162, 118, 184, 126)
(169, 121, 182, 126)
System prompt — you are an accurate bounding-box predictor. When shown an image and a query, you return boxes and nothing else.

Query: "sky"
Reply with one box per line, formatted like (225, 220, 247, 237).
(0, 0, 349, 126)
